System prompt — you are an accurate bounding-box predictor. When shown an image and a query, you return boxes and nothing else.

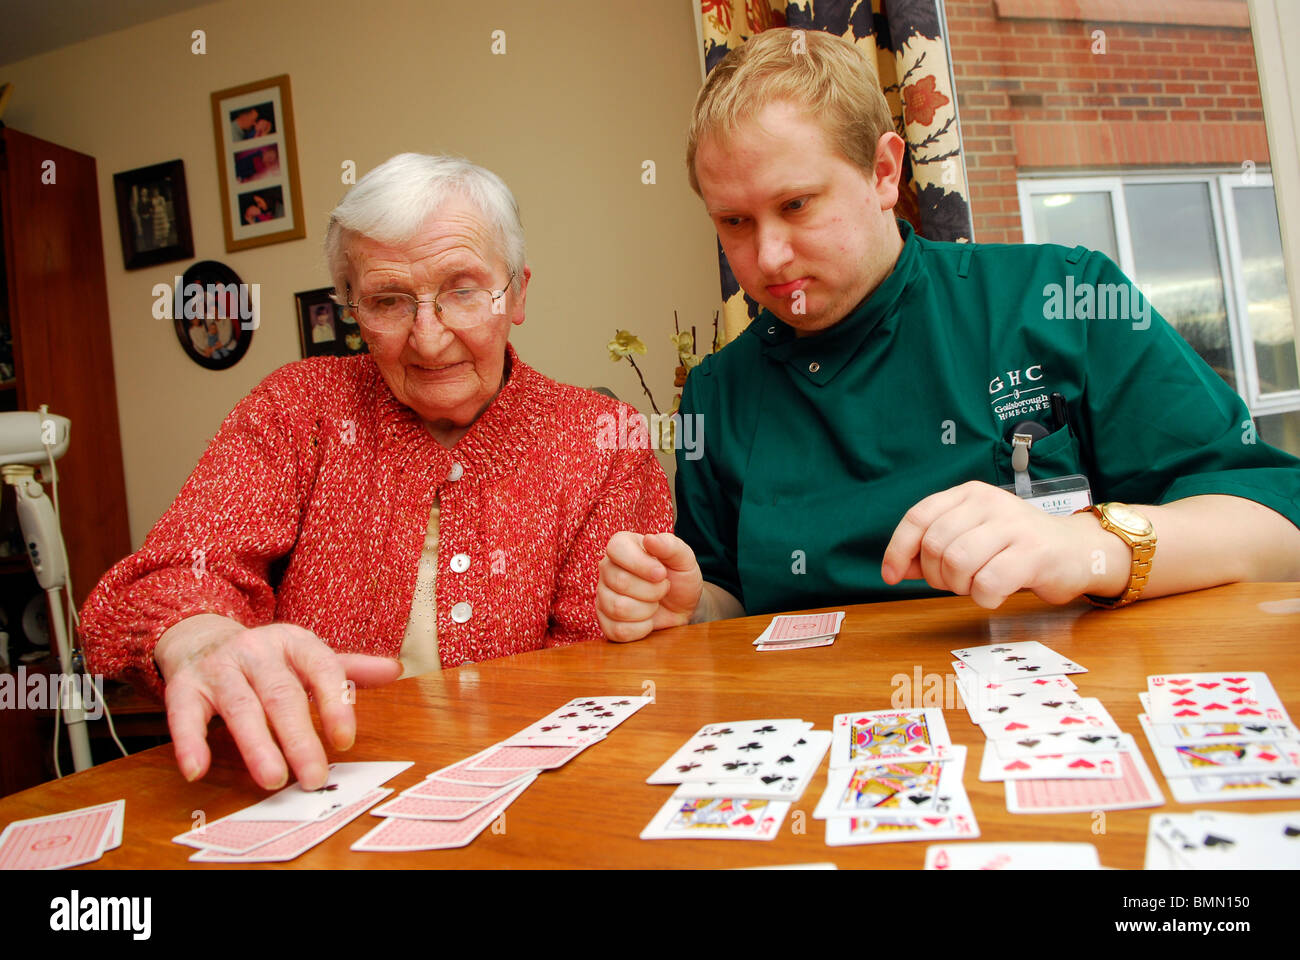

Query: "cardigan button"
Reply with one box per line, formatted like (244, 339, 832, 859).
(447, 461, 464, 481)
(450, 601, 472, 623)
(450, 553, 470, 573)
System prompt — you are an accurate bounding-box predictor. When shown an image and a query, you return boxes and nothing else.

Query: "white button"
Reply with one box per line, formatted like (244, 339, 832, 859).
(450, 601, 472, 623)
(450, 553, 470, 573)
(447, 461, 464, 481)
(808, 361, 821, 373)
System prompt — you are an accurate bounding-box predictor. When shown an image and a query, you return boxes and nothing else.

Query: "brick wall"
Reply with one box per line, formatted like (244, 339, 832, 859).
(944, 0, 1270, 243)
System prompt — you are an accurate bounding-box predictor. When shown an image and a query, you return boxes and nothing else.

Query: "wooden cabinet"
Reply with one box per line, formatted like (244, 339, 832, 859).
(0, 127, 131, 793)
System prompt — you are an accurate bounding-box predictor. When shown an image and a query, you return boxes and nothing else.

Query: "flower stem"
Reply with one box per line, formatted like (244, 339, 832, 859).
(625, 356, 661, 415)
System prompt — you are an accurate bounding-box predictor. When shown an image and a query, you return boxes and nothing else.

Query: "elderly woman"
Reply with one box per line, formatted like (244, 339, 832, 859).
(81, 154, 672, 791)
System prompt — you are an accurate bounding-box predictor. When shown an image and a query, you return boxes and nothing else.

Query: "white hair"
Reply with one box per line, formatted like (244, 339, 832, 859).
(323, 153, 525, 299)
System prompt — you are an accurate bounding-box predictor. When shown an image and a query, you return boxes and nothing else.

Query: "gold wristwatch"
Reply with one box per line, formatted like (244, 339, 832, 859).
(1075, 502, 1157, 609)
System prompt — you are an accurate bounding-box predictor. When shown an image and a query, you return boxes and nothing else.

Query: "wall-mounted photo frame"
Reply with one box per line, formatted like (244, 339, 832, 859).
(295, 287, 369, 359)
(112, 159, 195, 270)
(173, 260, 254, 370)
(210, 74, 305, 252)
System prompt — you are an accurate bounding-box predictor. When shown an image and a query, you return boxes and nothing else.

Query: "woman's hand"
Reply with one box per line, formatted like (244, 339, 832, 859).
(154, 615, 401, 790)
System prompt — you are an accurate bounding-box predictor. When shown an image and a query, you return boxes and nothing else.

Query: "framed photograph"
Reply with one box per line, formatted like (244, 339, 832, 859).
(112, 160, 195, 270)
(295, 287, 368, 358)
(172, 260, 254, 371)
(210, 74, 305, 252)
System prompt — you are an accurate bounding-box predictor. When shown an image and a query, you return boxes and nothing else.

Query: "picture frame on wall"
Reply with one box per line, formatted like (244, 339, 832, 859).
(173, 260, 254, 371)
(295, 287, 368, 359)
(210, 73, 305, 252)
(111, 159, 195, 270)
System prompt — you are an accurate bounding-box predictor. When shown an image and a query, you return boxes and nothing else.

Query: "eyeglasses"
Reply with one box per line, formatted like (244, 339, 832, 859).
(334, 273, 515, 332)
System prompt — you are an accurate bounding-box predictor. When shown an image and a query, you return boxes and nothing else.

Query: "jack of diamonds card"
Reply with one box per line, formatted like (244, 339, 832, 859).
(830, 709, 952, 768)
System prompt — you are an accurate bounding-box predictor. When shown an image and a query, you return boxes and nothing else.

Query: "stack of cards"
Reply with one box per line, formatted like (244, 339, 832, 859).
(925, 842, 1102, 870)
(640, 719, 831, 841)
(0, 800, 124, 869)
(813, 708, 979, 845)
(752, 612, 845, 652)
(356, 695, 653, 851)
(1138, 671, 1300, 804)
(952, 641, 1165, 813)
(173, 761, 410, 862)
(1145, 810, 1300, 869)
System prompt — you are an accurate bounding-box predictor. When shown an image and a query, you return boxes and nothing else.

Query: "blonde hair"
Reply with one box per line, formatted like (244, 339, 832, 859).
(686, 28, 894, 194)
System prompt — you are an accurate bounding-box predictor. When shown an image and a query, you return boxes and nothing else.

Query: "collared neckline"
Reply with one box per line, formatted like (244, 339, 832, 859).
(748, 219, 924, 385)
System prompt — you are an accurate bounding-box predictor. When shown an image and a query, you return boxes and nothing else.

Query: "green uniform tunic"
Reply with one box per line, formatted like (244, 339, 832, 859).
(675, 220, 1300, 615)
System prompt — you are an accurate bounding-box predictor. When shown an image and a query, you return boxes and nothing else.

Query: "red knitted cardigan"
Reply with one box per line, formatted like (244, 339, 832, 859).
(79, 345, 673, 698)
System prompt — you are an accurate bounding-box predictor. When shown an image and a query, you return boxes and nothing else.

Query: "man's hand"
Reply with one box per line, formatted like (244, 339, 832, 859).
(597, 532, 704, 642)
(881, 481, 1126, 608)
(154, 615, 402, 790)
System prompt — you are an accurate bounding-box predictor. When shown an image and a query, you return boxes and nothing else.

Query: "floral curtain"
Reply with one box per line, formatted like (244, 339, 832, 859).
(698, 0, 973, 342)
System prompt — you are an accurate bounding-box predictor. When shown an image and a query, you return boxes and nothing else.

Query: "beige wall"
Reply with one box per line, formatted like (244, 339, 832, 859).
(0, 0, 718, 547)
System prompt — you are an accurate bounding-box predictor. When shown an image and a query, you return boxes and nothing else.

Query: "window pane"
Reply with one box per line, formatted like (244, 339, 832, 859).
(1029, 192, 1118, 261)
(1256, 410, 1300, 458)
(1124, 183, 1235, 390)
(1231, 186, 1298, 395)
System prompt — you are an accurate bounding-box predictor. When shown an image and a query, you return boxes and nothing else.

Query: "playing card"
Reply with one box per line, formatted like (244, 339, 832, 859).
(1004, 734, 1164, 813)
(1146, 672, 1289, 724)
(965, 693, 1091, 726)
(350, 775, 534, 851)
(1138, 713, 1300, 778)
(925, 842, 1101, 870)
(670, 730, 831, 802)
(814, 746, 970, 819)
(829, 709, 952, 768)
(977, 698, 1121, 741)
(0, 801, 123, 870)
(406, 778, 514, 802)
(824, 809, 979, 846)
(369, 793, 497, 821)
(1164, 768, 1300, 804)
(1151, 811, 1300, 869)
(467, 742, 588, 771)
(501, 695, 653, 747)
(755, 636, 837, 652)
(953, 665, 1077, 720)
(639, 796, 792, 841)
(173, 816, 304, 853)
(224, 761, 413, 821)
(645, 719, 813, 784)
(1144, 813, 1183, 869)
(1141, 708, 1300, 746)
(989, 731, 1123, 759)
(189, 789, 391, 863)
(752, 612, 845, 646)
(978, 743, 1123, 781)
(951, 641, 1086, 681)
(433, 748, 542, 787)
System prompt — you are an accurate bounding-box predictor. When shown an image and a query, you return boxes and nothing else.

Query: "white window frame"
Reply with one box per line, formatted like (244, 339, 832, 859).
(1017, 170, 1300, 420)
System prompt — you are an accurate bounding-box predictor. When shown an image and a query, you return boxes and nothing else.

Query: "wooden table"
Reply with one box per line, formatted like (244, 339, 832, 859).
(3, 582, 1299, 869)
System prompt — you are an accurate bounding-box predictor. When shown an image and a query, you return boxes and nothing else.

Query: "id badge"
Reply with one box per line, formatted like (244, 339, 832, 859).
(999, 474, 1092, 517)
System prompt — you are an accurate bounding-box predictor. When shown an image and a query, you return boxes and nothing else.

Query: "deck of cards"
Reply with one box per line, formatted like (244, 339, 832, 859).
(752, 612, 845, 652)
(1145, 810, 1300, 869)
(641, 719, 831, 840)
(953, 641, 1165, 813)
(0, 799, 124, 869)
(355, 695, 653, 851)
(1137, 671, 1300, 804)
(812, 708, 979, 845)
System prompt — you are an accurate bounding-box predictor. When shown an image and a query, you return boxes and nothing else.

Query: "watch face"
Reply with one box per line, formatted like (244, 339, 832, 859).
(1105, 503, 1153, 537)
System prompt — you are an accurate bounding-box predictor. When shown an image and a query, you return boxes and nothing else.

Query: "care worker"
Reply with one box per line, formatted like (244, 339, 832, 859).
(596, 28, 1300, 641)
